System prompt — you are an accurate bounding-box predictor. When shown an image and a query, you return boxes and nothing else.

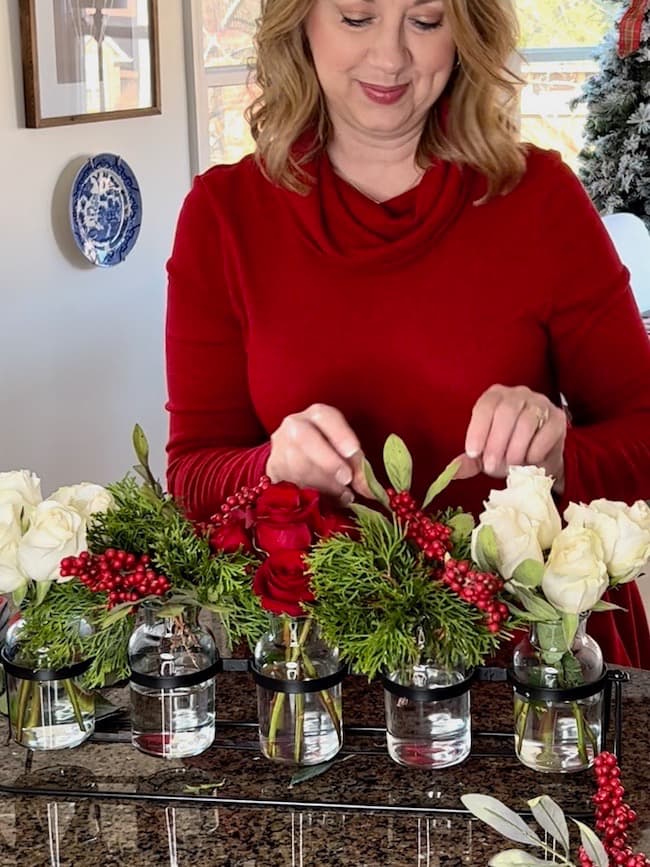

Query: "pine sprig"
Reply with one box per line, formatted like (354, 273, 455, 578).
(308, 511, 500, 679)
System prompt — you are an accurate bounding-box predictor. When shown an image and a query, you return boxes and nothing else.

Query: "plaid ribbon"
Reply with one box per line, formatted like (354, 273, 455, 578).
(618, 0, 649, 57)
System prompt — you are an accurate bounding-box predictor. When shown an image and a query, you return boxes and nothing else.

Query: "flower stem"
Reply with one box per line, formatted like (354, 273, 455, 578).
(62, 678, 86, 732)
(14, 678, 33, 744)
(571, 700, 589, 765)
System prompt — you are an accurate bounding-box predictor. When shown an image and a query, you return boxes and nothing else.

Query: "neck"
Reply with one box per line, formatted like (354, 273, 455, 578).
(327, 124, 425, 203)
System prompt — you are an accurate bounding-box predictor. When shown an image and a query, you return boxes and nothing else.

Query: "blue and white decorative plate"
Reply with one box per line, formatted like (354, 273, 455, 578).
(70, 153, 142, 267)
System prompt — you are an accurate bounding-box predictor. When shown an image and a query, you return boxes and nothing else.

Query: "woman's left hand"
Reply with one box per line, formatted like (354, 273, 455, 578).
(454, 385, 567, 494)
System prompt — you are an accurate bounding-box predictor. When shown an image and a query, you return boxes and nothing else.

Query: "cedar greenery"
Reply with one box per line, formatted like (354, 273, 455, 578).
(308, 501, 503, 680)
(15, 426, 268, 688)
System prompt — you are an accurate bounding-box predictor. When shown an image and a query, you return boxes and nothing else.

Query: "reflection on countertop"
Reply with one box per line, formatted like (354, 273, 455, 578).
(0, 667, 649, 866)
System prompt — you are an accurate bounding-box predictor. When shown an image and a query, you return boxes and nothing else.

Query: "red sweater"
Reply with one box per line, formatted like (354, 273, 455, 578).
(165, 146, 650, 668)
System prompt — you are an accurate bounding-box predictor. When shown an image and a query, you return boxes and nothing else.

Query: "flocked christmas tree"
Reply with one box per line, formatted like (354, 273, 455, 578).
(574, 0, 650, 228)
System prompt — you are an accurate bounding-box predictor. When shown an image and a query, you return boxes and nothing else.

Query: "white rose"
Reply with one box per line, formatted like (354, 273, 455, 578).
(541, 523, 609, 614)
(472, 505, 544, 580)
(483, 466, 562, 550)
(565, 499, 650, 583)
(17, 500, 87, 583)
(0, 501, 23, 551)
(0, 470, 42, 528)
(49, 482, 114, 520)
(0, 541, 28, 593)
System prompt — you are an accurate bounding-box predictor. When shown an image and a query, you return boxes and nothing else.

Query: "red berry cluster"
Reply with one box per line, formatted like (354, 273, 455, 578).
(209, 475, 271, 527)
(440, 557, 509, 634)
(578, 752, 649, 867)
(387, 489, 453, 561)
(60, 549, 171, 609)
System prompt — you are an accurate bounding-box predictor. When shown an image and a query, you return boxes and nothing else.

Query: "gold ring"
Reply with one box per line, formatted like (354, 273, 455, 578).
(534, 406, 550, 432)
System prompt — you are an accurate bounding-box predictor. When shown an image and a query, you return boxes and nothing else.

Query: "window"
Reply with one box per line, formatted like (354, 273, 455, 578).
(187, 0, 618, 174)
(515, 0, 619, 169)
(185, 0, 260, 174)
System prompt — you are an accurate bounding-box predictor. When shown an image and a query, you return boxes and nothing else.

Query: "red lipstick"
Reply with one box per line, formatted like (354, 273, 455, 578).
(359, 82, 409, 105)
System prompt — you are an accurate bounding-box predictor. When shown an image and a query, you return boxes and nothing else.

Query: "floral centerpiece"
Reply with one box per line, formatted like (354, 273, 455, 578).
(471, 467, 650, 772)
(462, 751, 650, 866)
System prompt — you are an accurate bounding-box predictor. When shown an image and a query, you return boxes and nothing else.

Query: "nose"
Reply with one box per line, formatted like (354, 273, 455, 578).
(367, 20, 411, 74)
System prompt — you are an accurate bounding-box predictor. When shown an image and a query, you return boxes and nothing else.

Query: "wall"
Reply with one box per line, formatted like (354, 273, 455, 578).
(0, 1, 191, 493)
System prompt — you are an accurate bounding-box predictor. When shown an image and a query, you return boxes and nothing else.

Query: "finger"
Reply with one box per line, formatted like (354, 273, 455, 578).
(304, 404, 360, 460)
(504, 403, 548, 468)
(349, 451, 374, 499)
(464, 387, 507, 460)
(452, 453, 483, 480)
(281, 417, 355, 495)
(481, 396, 528, 476)
(525, 409, 566, 466)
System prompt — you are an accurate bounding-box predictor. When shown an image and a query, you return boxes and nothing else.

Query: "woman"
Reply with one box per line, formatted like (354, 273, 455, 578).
(165, 0, 650, 666)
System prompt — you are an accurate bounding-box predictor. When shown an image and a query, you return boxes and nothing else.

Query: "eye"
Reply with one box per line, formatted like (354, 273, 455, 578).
(340, 15, 373, 27)
(409, 18, 443, 31)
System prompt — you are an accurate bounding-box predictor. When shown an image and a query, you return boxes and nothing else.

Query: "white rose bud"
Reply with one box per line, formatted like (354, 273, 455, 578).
(0, 501, 23, 551)
(484, 466, 562, 550)
(49, 482, 114, 520)
(0, 470, 42, 529)
(541, 523, 609, 614)
(17, 500, 87, 583)
(565, 499, 650, 584)
(472, 505, 544, 580)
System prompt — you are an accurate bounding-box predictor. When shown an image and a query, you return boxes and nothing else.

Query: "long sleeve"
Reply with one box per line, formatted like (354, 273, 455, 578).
(540, 159, 650, 505)
(165, 174, 270, 521)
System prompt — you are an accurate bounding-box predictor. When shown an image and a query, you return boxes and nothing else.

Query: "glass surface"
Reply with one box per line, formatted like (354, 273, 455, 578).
(128, 605, 217, 758)
(254, 617, 343, 765)
(512, 619, 604, 773)
(6, 673, 94, 750)
(201, 0, 259, 69)
(207, 83, 257, 165)
(384, 665, 471, 769)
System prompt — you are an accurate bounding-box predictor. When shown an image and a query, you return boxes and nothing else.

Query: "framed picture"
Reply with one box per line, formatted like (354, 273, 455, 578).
(19, 0, 161, 128)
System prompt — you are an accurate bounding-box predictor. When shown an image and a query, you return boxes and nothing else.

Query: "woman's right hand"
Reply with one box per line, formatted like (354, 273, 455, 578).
(266, 404, 370, 505)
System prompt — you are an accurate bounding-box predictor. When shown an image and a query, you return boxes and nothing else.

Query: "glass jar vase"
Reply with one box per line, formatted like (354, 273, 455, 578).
(251, 615, 344, 765)
(510, 617, 606, 773)
(128, 604, 219, 759)
(382, 663, 474, 768)
(1, 617, 95, 750)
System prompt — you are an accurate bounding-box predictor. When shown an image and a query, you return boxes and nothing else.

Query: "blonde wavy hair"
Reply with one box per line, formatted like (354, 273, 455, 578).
(247, 0, 526, 199)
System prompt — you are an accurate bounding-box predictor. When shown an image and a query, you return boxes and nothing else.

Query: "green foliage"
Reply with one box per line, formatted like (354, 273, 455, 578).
(308, 511, 502, 679)
(15, 581, 135, 689)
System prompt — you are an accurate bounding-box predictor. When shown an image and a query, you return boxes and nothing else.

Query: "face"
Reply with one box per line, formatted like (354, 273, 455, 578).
(304, 0, 457, 144)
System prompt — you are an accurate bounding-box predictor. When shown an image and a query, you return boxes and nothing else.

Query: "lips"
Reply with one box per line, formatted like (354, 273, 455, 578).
(359, 82, 409, 105)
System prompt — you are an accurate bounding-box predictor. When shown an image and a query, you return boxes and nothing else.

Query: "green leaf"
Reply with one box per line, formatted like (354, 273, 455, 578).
(183, 780, 226, 794)
(448, 512, 475, 545)
(34, 580, 52, 606)
(156, 604, 186, 618)
(488, 852, 549, 867)
(100, 603, 134, 628)
(460, 795, 544, 848)
(288, 754, 354, 788)
(422, 459, 461, 509)
(591, 599, 625, 612)
(362, 458, 390, 508)
(350, 503, 391, 529)
(383, 434, 413, 493)
(132, 423, 150, 466)
(11, 583, 28, 609)
(573, 820, 608, 867)
(511, 559, 544, 589)
(474, 525, 500, 572)
(562, 612, 579, 649)
(527, 795, 569, 855)
(509, 586, 559, 622)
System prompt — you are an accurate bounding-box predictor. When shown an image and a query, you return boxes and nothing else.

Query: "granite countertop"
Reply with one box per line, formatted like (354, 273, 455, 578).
(0, 667, 649, 866)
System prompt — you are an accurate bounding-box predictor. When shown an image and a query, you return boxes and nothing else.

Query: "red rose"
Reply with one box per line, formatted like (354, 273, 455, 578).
(252, 549, 314, 616)
(253, 482, 321, 554)
(316, 510, 357, 539)
(209, 519, 253, 554)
